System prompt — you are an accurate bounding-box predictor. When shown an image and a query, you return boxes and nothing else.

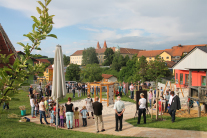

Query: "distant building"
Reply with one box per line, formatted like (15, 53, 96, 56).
(34, 59, 51, 64)
(102, 74, 117, 82)
(173, 46, 207, 88)
(70, 41, 142, 65)
(137, 44, 207, 62)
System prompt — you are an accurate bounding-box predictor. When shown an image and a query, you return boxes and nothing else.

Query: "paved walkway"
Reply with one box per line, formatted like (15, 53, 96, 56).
(26, 100, 207, 138)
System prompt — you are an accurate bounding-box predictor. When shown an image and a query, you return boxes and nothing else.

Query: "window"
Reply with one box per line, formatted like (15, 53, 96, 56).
(185, 74, 189, 85)
(176, 56, 180, 59)
(202, 76, 206, 86)
(166, 57, 169, 59)
(149, 57, 152, 59)
(46, 69, 48, 73)
(180, 73, 183, 84)
(162, 57, 164, 59)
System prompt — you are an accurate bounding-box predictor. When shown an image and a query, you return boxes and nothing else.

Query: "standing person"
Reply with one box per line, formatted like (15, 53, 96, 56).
(39, 97, 49, 124)
(114, 96, 125, 131)
(154, 89, 157, 104)
(72, 83, 76, 98)
(123, 82, 126, 95)
(148, 90, 153, 108)
(82, 83, 85, 96)
(160, 87, 163, 97)
(77, 83, 81, 97)
(165, 91, 170, 112)
(129, 83, 134, 99)
(168, 91, 181, 123)
(137, 93, 146, 124)
(44, 97, 49, 118)
(65, 97, 74, 129)
(66, 82, 69, 93)
(45, 85, 49, 97)
(39, 83, 43, 98)
(85, 94, 94, 119)
(85, 83, 88, 95)
(118, 83, 123, 97)
(34, 100, 39, 117)
(28, 85, 33, 99)
(68, 82, 71, 93)
(92, 97, 105, 133)
(96, 86, 98, 96)
(59, 105, 65, 128)
(74, 107, 80, 127)
(50, 105, 55, 126)
(30, 94, 36, 118)
(91, 86, 94, 96)
(50, 83, 52, 96)
(81, 106, 88, 127)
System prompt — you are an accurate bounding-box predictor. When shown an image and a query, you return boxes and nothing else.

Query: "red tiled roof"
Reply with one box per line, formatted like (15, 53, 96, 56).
(119, 48, 141, 54)
(96, 41, 101, 49)
(137, 44, 207, 57)
(138, 50, 164, 57)
(165, 61, 176, 68)
(47, 64, 53, 69)
(102, 74, 114, 79)
(35, 59, 51, 64)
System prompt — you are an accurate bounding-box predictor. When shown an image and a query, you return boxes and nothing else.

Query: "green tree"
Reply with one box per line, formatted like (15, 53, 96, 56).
(136, 56, 148, 83)
(47, 58, 54, 64)
(65, 64, 80, 81)
(102, 68, 119, 78)
(63, 54, 70, 66)
(82, 47, 99, 65)
(146, 56, 169, 87)
(124, 55, 130, 66)
(111, 51, 122, 71)
(81, 64, 102, 82)
(0, 0, 56, 105)
(102, 48, 114, 66)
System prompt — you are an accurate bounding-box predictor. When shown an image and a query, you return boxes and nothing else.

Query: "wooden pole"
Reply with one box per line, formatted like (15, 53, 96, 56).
(156, 89, 159, 120)
(178, 80, 184, 97)
(100, 85, 102, 103)
(169, 81, 172, 90)
(107, 85, 109, 106)
(94, 87, 96, 99)
(188, 70, 192, 114)
(163, 81, 168, 95)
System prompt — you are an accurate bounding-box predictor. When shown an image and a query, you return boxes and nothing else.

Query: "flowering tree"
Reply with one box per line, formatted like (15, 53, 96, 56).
(0, 0, 57, 105)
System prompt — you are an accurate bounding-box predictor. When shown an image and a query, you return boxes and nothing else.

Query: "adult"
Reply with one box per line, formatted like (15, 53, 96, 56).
(65, 97, 74, 129)
(38, 83, 43, 98)
(123, 82, 126, 95)
(118, 83, 123, 97)
(160, 87, 163, 96)
(148, 90, 153, 108)
(114, 96, 125, 131)
(137, 93, 146, 124)
(85, 94, 94, 119)
(30, 94, 36, 118)
(68, 82, 71, 93)
(66, 82, 69, 93)
(45, 85, 49, 97)
(92, 97, 105, 133)
(168, 91, 181, 123)
(49, 83, 52, 96)
(129, 83, 134, 99)
(28, 85, 33, 99)
(82, 83, 85, 96)
(77, 83, 81, 97)
(165, 91, 170, 112)
(91, 86, 94, 96)
(85, 83, 88, 95)
(39, 97, 49, 124)
(72, 83, 76, 98)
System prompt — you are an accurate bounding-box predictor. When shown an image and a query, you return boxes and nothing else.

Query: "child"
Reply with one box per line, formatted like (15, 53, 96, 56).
(74, 107, 79, 127)
(80, 106, 88, 127)
(48, 97, 52, 103)
(44, 97, 49, 117)
(158, 96, 164, 115)
(59, 105, 65, 128)
(50, 106, 55, 126)
(34, 100, 39, 117)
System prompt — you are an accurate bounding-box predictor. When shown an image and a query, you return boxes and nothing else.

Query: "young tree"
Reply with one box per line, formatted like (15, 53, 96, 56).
(63, 54, 70, 66)
(65, 64, 80, 81)
(102, 48, 114, 66)
(146, 56, 169, 87)
(136, 56, 148, 83)
(82, 47, 99, 65)
(124, 55, 130, 66)
(0, 0, 56, 105)
(111, 51, 122, 71)
(81, 64, 102, 82)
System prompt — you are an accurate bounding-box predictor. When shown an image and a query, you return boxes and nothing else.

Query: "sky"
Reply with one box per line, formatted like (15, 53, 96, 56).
(0, 0, 207, 58)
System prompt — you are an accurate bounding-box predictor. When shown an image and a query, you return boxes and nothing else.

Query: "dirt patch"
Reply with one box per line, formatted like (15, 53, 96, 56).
(176, 109, 207, 118)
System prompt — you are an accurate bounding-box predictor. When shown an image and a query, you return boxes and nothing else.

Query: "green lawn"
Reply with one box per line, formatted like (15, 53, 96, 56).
(0, 91, 137, 138)
(126, 115, 207, 131)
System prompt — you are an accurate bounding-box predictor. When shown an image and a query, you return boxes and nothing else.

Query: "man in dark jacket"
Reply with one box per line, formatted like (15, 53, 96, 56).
(92, 97, 105, 133)
(168, 91, 181, 123)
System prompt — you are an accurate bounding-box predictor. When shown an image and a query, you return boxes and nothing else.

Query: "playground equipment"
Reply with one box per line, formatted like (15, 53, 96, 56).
(87, 82, 115, 106)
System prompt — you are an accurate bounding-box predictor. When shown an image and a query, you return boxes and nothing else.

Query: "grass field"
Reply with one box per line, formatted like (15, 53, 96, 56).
(0, 91, 138, 138)
(126, 115, 207, 131)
